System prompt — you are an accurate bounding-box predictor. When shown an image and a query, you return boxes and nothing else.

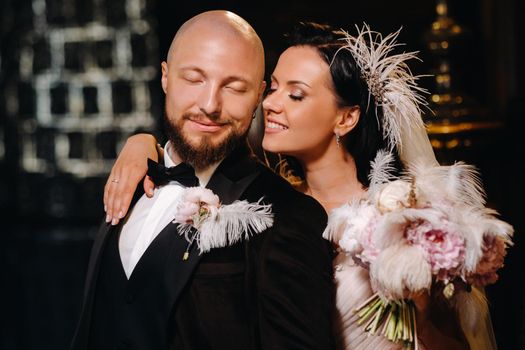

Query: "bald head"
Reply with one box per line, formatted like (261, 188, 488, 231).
(160, 11, 267, 169)
(167, 11, 264, 80)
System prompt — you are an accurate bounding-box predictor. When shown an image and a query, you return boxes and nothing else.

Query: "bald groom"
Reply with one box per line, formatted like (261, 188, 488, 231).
(71, 11, 334, 350)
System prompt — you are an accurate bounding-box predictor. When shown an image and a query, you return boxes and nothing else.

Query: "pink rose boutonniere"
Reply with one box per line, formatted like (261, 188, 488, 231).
(173, 187, 273, 260)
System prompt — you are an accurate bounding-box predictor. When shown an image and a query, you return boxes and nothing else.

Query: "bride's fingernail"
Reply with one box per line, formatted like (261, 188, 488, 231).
(105, 215, 111, 223)
(118, 211, 124, 219)
(111, 218, 118, 226)
(104, 205, 107, 212)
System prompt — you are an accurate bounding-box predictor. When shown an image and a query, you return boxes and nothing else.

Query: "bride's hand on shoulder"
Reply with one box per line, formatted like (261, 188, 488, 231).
(104, 133, 161, 225)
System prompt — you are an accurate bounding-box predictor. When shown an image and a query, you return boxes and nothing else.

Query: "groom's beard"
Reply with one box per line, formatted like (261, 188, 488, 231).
(163, 108, 248, 170)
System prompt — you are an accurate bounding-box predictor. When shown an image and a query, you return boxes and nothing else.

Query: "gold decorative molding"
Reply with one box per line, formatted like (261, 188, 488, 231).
(427, 120, 503, 135)
(426, 120, 504, 150)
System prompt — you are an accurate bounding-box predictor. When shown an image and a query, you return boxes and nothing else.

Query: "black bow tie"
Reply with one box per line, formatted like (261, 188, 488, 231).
(146, 158, 199, 187)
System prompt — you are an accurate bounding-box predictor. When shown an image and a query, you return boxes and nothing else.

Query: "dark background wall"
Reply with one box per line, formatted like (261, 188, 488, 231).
(0, 0, 523, 349)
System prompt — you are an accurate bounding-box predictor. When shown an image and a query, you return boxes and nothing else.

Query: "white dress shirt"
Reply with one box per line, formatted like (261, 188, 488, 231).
(119, 142, 220, 279)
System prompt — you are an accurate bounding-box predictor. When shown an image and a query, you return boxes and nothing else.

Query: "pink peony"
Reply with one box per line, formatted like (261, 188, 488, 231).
(338, 203, 380, 267)
(358, 228, 381, 266)
(466, 235, 507, 286)
(405, 219, 465, 282)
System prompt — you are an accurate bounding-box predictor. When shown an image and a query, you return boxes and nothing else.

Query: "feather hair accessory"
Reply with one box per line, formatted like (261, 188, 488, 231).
(337, 24, 438, 167)
(174, 187, 273, 255)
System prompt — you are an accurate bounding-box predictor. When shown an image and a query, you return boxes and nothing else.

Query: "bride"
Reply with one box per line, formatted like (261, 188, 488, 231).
(103, 22, 498, 350)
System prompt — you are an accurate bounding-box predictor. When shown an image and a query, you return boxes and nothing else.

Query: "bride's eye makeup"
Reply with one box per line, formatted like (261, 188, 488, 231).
(289, 89, 305, 101)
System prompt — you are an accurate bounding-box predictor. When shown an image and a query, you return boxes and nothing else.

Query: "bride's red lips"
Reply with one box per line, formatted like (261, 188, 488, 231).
(265, 117, 288, 133)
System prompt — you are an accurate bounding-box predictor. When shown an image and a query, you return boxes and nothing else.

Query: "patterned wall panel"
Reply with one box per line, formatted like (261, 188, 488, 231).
(19, 0, 157, 176)
(1, 0, 160, 220)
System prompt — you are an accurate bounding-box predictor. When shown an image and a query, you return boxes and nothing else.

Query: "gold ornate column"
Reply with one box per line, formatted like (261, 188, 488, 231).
(424, 0, 503, 163)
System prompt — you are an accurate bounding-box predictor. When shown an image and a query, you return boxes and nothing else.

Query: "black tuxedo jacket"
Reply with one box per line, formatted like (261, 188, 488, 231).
(71, 142, 334, 350)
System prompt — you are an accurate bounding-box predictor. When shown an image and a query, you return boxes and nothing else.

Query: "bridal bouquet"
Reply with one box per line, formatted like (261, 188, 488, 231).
(323, 152, 513, 349)
(173, 187, 273, 259)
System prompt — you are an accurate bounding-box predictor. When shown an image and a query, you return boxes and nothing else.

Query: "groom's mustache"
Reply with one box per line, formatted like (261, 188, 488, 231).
(182, 112, 232, 126)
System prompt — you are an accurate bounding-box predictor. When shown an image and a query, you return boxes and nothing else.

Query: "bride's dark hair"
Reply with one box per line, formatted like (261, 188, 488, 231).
(276, 22, 403, 187)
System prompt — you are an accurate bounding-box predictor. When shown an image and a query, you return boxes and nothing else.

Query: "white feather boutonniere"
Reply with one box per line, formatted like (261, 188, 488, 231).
(173, 187, 273, 259)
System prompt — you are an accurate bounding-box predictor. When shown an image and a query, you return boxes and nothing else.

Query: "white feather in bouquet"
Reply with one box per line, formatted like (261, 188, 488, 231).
(370, 243, 431, 300)
(323, 201, 359, 243)
(407, 161, 486, 210)
(368, 150, 397, 201)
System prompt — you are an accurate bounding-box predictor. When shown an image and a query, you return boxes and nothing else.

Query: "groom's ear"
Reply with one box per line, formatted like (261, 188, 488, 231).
(161, 61, 168, 94)
(257, 81, 267, 105)
(334, 105, 360, 137)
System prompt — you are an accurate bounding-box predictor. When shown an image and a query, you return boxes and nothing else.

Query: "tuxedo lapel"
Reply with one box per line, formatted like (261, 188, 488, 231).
(73, 184, 145, 347)
(164, 142, 260, 312)
(72, 221, 120, 350)
(83, 222, 114, 299)
(205, 170, 259, 205)
(206, 141, 260, 203)
(82, 185, 145, 298)
(162, 222, 201, 318)
(126, 220, 178, 292)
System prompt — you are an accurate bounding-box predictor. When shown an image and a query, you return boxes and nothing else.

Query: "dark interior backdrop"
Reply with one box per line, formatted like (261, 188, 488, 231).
(1, 0, 523, 349)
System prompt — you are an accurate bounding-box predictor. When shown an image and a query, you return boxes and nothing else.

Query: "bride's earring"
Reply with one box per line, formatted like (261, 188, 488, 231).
(335, 133, 341, 148)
